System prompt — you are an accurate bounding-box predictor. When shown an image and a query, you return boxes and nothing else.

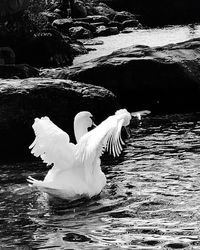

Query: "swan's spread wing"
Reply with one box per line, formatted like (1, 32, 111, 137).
(76, 115, 125, 167)
(29, 117, 75, 169)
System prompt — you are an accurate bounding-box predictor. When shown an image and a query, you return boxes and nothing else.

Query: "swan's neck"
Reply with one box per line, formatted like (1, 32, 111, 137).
(74, 121, 89, 143)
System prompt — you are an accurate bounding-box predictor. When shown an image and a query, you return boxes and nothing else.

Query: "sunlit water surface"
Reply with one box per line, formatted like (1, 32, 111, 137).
(74, 24, 200, 64)
(1, 113, 200, 249)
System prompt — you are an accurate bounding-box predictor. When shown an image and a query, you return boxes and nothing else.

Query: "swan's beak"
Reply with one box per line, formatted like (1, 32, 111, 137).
(89, 121, 97, 131)
(125, 126, 131, 138)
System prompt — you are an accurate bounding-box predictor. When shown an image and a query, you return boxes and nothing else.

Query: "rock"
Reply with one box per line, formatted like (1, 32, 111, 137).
(71, 0, 87, 18)
(122, 20, 140, 28)
(73, 15, 110, 24)
(0, 64, 39, 78)
(69, 26, 92, 39)
(87, 15, 110, 24)
(41, 38, 200, 113)
(70, 41, 88, 56)
(0, 78, 118, 161)
(108, 27, 119, 35)
(107, 21, 123, 31)
(90, 22, 105, 28)
(52, 18, 74, 32)
(113, 11, 136, 23)
(41, 11, 62, 23)
(53, 8, 68, 18)
(0, 47, 15, 65)
(95, 26, 119, 37)
(72, 21, 96, 33)
(94, 3, 116, 19)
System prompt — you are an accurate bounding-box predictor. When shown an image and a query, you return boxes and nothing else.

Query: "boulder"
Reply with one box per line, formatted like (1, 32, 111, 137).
(122, 20, 140, 28)
(72, 21, 96, 33)
(95, 25, 119, 37)
(69, 26, 92, 39)
(87, 15, 110, 24)
(52, 18, 74, 32)
(0, 78, 118, 161)
(71, 0, 87, 18)
(113, 11, 136, 23)
(0, 64, 39, 78)
(41, 11, 62, 23)
(107, 21, 123, 31)
(73, 15, 110, 24)
(41, 38, 200, 113)
(94, 3, 116, 19)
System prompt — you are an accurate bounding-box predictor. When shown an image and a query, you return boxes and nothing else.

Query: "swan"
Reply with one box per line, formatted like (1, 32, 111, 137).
(28, 109, 132, 200)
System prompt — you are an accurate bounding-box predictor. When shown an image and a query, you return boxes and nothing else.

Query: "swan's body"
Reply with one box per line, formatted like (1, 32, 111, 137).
(28, 109, 131, 200)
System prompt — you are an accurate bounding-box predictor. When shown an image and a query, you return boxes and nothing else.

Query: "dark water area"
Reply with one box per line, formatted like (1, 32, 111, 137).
(1, 113, 200, 249)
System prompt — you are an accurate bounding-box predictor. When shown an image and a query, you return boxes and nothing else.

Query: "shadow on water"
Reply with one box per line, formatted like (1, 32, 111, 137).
(1, 113, 200, 249)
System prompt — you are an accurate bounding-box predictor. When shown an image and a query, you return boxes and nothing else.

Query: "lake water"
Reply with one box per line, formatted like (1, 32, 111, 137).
(1, 113, 200, 249)
(74, 24, 200, 64)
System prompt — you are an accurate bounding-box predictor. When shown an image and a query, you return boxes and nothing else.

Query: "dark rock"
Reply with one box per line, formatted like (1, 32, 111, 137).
(70, 41, 88, 56)
(73, 15, 110, 24)
(0, 64, 39, 78)
(108, 21, 123, 31)
(72, 21, 96, 33)
(53, 8, 68, 18)
(0, 47, 15, 65)
(94, 3, 116, 19)
(41, 38, 200, 114)
(72, 17, 93, 23)
(69, 26, 92, 39)
(81, 39, 104, 46)
(113, 11, 136, 23)
(109, 27, 119, 35)
(0, 78, 118, 161)
(41, 11, 62, 23)
(90, 22, 105, 28)
(71, 0, 87, 18)
(52, 18, 74, 32)
(87, 15, 110, 24)
(121, 28, 135, 33)
(95, 25, 119, 37)
(122, 20, 140, 28)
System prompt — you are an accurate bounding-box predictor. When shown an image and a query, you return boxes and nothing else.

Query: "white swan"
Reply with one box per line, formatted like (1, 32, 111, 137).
(28, 109, 131, 200)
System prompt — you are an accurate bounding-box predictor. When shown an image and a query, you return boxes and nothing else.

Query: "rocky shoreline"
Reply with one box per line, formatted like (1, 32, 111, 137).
(0, 1, 200, 161)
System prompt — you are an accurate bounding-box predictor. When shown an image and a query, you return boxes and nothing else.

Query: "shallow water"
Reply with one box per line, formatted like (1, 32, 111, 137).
(74, 24, 200, 64)
(1, 113, 200, 249)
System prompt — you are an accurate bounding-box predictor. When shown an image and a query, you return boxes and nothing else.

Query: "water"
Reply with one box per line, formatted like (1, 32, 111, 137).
(74, 24, 200, 64)
(1, 113, 200, 249)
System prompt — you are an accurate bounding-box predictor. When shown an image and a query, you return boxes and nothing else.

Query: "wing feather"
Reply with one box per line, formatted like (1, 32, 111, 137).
(76, 115, 125, 167)
(29, 117, 75, 169)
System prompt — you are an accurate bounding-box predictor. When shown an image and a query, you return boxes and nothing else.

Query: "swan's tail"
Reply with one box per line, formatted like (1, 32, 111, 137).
(27, 176, 78, 200)
(27, 176, 44, 187)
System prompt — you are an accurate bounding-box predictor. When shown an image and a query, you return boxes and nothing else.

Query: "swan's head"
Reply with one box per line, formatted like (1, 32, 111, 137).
(74, 111, 94, 143)
(74, 111, 93, 128)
